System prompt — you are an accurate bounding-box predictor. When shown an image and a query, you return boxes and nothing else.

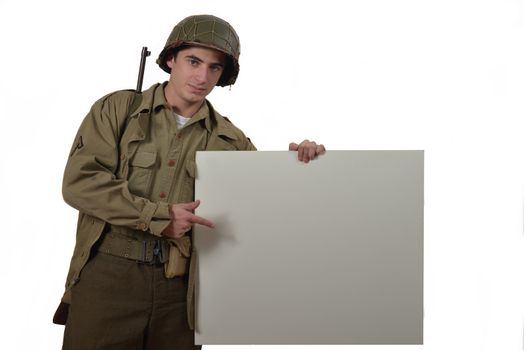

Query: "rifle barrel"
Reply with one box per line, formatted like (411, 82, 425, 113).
(136, 46, 151, 92)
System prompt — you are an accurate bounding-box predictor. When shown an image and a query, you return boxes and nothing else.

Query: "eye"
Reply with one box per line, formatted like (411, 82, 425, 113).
(187, 58, 199, 66)
(210, 65, 223, 73)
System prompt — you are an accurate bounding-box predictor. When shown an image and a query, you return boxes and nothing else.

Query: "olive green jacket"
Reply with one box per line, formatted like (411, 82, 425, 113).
(57, 83, 255, 326)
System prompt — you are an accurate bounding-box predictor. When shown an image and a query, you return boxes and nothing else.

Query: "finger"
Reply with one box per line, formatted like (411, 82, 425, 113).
(308, 145, 317, 160)
(289, 142, 299, 151)
(191, 214, 215, 228)
(183, 200, 201, 211)
(174, 227, 189, 238)
(298, 140, 308, 162)
(301, 140, 313, 163)
(176, 224, 192, 234)
(317, 144, 326, 154)
(305, 141, 317, 160)
(298, 146, 305, 162)
(192, 199, 201, 209)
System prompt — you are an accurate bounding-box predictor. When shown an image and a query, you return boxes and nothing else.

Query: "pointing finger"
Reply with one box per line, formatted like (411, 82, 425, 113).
(190, 214, 215, 228)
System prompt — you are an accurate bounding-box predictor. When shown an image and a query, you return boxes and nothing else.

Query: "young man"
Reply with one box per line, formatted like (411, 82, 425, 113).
(55, 14, 325, 350)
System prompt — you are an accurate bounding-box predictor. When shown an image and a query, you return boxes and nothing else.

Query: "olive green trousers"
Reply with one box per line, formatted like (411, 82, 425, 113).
(62, 251, 200, 350)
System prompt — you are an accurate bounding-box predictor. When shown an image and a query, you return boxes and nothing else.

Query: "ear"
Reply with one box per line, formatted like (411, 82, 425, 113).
(166, 56, 175, 70)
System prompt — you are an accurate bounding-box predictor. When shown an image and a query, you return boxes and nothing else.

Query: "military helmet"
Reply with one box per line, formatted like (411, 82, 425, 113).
(157, 14, 241, 86)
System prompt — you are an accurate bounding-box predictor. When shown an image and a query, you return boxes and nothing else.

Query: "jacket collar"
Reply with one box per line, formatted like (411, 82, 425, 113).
(205, 102, 239, 140)
(133, 82, 238, 141)
(129, 82, 164, 117)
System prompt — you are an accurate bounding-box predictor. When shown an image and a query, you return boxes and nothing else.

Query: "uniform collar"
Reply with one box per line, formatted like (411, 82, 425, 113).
(135, 82, 238, 140)
(152, 81, 169, 112)
(127, 82, 163, 117)
(204, 102, 239, 140)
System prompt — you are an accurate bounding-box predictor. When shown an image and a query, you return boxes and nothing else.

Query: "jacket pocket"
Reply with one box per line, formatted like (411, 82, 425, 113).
(127, 151, 156, 197)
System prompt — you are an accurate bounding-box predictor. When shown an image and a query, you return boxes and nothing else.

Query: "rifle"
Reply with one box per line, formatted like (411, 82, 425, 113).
(136, 46, 151, 92)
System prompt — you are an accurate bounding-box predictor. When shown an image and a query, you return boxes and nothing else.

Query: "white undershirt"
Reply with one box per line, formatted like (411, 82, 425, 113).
(174, 112, 190, 129)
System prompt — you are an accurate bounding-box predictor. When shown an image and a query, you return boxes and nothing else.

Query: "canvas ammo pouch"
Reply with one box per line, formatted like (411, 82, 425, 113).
(164, 236, 191, 278)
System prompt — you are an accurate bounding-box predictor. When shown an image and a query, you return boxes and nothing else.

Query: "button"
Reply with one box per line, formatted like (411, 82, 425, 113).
(177, 134, 182, 139)
(138, 222, 148, 231)
(120, 154, 126, 160)
(168, 159, 176, 167)
(159, 192, 167, 199)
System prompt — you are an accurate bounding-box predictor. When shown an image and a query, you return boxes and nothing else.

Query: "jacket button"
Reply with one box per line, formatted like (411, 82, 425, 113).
(138, 222, 147, 231)
(120, 154, 126, 160)
(159, 192, 167, 199)
(168, 159, 176, 167)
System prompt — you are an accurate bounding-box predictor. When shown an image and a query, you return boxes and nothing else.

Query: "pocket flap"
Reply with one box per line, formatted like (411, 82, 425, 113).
(130, 151, 156, 168)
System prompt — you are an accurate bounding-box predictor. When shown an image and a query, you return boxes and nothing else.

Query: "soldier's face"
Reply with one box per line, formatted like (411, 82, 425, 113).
(166, 46, 226, 105)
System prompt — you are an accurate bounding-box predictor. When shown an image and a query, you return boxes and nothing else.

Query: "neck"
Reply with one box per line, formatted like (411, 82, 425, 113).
(164, 83, 202, 117)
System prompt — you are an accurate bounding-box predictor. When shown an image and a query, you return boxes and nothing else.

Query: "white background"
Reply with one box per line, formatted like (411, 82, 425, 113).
(0, 0, 523, 349)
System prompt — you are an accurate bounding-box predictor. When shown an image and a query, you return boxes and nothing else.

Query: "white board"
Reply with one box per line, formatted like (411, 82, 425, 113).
(194, 151, 423, 344)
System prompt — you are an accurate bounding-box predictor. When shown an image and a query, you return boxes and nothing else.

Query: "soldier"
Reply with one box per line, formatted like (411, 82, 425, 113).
(54, 14, 325, 350)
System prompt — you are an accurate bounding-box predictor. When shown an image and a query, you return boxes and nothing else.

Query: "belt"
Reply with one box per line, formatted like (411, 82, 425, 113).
(96, 229, 169, 264)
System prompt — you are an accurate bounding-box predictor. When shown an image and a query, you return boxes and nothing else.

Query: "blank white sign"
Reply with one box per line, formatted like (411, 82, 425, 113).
(194, 151, 423, 344)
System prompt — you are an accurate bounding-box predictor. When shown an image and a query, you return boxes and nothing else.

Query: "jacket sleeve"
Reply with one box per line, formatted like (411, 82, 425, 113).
(62, 93, 171, 236)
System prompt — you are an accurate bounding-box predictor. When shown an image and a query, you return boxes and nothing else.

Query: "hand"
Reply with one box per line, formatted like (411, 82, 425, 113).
(289, 140, 326, 163)
(162, 200, 215, 239)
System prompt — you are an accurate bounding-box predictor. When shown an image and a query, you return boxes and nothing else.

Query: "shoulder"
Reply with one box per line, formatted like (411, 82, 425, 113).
(76, 89, 142, 139)
(208, 102, 244, 136)
(207, 101, 256, 150)
(84, 89, 144, 130)
(91, 89, 139, 115)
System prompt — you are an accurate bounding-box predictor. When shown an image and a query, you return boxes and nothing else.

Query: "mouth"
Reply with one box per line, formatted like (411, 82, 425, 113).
(187, 84, 207, 95)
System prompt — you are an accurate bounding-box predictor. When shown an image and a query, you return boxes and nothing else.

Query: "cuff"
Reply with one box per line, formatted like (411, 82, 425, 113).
(149, 201, 172, 236)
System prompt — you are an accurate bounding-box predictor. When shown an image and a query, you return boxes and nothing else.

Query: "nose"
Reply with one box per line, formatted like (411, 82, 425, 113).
(194, 66, 210, 84)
